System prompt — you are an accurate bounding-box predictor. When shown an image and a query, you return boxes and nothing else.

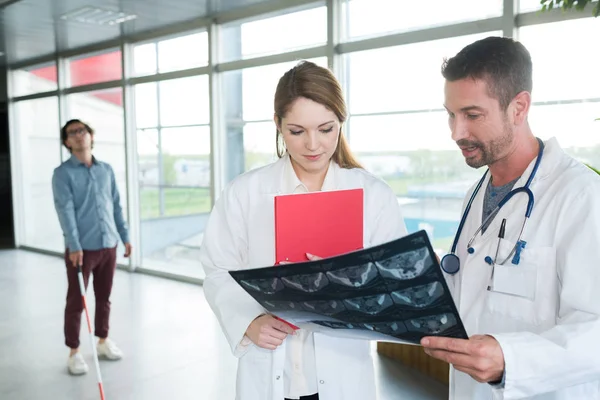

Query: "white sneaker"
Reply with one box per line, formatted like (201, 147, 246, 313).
(97, 338, 123, 360)
(68, 352, 89, 375)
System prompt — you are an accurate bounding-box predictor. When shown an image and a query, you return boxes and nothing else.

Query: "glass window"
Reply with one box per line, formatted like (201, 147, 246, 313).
(529, 102, 600, 165)
(10, 62, 57, 97)
(220, 6, 327, 62)
(134, 83, 159, 128)
(344, 33, 507, 252)
(348, 112, 479, 252)
(65, 88, 128, 265)
(243, 121, 279, 171)
(518, 19, 600, 102)
(133, 43, 158, 76)
(67, 49, 122, 87)
(138, 127, 211, 217)
(134, 77, 211, 280)
(518, 0, 546, 13)
(159, 76, 210, 126)
(133, 32, 209, 77)
(137, 128, 159, 219)
(221, 57, 327, 180)
(13, 98, 63, 251)
(342, 0, 503, 41)
(347, 32, 501, 114)
(158, 32, 209, 73)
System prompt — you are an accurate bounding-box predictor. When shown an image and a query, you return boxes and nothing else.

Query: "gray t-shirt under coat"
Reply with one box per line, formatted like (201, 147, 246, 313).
(481, 176, 520, 234)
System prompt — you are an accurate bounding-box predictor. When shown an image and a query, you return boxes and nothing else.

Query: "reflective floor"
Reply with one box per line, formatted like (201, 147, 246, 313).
(0, 250, 447, 400)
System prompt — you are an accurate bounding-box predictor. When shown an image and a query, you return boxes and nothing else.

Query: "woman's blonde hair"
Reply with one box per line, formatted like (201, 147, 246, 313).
(274, 61, 362, 169)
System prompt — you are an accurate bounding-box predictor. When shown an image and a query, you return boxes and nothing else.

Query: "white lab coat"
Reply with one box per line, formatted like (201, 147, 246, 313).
(448, 137, 600, 399)
(199, 154, 408, 400)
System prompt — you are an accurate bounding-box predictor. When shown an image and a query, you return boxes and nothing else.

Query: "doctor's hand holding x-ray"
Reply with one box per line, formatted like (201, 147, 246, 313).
(421, 335, 504, 383)
(245, 315, 296, 350)
(246, 253, 322, 350)
(420, 36, 600, 400)
(426, 255, 506, 385)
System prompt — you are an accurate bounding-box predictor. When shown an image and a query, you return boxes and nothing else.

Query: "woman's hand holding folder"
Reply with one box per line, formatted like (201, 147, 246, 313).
(245, 314, 297, 350)
(278, 252, 322, 265)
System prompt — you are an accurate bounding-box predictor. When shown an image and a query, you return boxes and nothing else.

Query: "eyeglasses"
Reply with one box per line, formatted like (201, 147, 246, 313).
(66, 127, 89, 137)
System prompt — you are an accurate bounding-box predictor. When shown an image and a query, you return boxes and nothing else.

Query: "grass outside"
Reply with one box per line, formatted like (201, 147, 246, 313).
(431, 235, 454, 253)
(140, 187, 211, 219)
(384, 176, 441, 197)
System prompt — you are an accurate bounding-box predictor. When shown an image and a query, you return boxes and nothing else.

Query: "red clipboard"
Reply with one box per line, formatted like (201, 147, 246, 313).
(274, 188, 364, 264)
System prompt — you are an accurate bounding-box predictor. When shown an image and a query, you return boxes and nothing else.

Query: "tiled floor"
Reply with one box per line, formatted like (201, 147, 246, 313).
(0, 250, 447, 400)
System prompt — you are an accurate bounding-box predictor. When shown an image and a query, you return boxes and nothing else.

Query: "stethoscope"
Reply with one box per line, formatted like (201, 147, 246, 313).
(440, 138, 545, 275)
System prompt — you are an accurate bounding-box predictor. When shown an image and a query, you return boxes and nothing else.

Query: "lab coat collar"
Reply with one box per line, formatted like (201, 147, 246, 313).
(280, 152, 337, 194)
(479, 136, 563, 202)
(515, 136, 563, 186)
(463, 137, 565, 251)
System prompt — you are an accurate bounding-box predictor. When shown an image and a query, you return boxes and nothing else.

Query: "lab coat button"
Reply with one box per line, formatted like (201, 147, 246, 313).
(276, 375, 280, 380)
(320, 380, 325, 384)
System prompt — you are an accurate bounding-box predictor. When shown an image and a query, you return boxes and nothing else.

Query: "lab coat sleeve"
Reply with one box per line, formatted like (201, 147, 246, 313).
(199, 182, 265, 357)
(368, 181, 408, 246)
(491, 184, 600, 399)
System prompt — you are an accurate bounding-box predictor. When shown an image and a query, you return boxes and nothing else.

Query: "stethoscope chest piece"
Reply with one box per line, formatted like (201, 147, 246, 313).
(440, 253, 460, 275)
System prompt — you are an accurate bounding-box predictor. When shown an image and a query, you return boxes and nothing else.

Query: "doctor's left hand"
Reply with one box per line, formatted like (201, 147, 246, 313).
(421, 335, 505, 383)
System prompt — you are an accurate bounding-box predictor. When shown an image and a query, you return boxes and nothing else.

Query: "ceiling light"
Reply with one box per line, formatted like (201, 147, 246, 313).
(60, 6, 137, 26)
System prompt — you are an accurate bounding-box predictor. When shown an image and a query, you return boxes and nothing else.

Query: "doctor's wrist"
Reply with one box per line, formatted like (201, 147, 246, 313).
(488, 369, 506, 388)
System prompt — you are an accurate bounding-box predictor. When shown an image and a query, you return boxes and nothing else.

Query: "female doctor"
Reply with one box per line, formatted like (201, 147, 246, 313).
(199, 60, 408, 400)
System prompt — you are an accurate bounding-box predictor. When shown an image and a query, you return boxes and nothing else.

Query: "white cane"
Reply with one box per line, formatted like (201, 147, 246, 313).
(77, 265, 106, 400)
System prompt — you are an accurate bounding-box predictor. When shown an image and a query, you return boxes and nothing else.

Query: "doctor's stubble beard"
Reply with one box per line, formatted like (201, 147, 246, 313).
(457, 119, 514, 169)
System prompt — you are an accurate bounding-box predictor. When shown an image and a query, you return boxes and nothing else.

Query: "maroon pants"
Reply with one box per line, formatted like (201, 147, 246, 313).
(64, 247, 117, 349)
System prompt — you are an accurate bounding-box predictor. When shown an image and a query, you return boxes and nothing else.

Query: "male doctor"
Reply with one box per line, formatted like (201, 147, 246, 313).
(421, 36, 600, 399)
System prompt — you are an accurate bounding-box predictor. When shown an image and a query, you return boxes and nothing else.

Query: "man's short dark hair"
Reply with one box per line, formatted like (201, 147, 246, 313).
(61, 119, 94, 153)
(441, 36, 533, 110)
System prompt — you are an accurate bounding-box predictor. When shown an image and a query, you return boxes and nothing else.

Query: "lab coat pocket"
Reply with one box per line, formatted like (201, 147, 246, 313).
(238, 347, 273, 396)
(486, 240, 557, 327)
(491, 263, 536, 300)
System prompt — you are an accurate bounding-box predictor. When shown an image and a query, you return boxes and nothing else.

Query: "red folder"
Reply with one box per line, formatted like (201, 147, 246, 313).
(274, 188, 364, 264)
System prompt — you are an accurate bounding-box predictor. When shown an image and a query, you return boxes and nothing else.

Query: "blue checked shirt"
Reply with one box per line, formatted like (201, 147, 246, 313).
(52, 155, 129, 252)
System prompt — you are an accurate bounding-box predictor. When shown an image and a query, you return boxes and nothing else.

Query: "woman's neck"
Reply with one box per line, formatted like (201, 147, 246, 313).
(291, 158, 329, 192)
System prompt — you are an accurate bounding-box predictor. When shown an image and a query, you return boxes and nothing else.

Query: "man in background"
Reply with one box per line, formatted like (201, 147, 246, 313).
(52, 119, 132, 375)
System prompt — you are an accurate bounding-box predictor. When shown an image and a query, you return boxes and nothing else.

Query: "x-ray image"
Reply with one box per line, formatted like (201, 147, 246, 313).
(375, 247, 432, 280)
(371, 321, 407, 336)
(240, 278, 284, 294)
(312, 320, 407, 338)
(406, 313, 458, 335)
(391, 282, 444, 308)
(229, 230, 468, 344)
(281, 272, 329, 292)
(326, 262, 378, 288)
(313, 320, 358, 330)
(303, 299, 345, 315)
(343, 294, 394, 315)
(263, 300, 299, 311)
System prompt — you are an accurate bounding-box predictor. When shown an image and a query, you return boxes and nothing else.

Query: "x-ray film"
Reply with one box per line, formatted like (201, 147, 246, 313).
(230, 230, 468, 344)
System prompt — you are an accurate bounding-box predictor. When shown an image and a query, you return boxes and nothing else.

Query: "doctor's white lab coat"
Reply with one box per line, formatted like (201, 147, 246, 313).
(199, 154, 407, 400)
(448, 137, 600, 399)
